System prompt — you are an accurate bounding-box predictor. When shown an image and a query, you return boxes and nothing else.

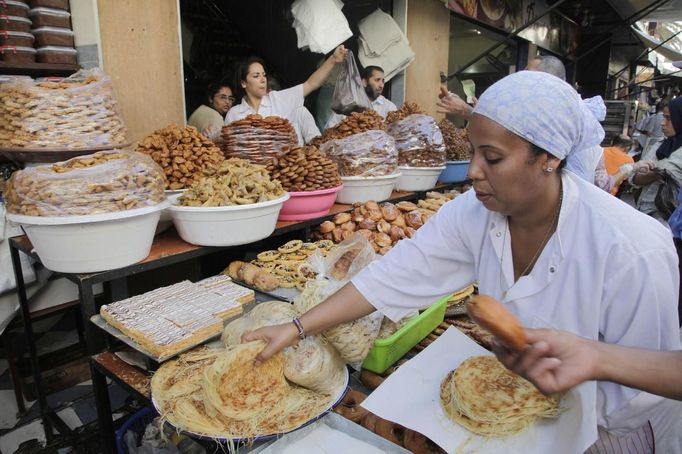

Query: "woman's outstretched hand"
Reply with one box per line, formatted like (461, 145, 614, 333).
(242, 322, 300, 366)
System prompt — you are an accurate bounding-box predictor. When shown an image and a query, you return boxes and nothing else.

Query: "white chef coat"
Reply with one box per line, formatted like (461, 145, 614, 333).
(352, 171, 682, 438)
(294, 106, 321, 145)
(225, 84, 304, 125)
(325, 95, 397, 129)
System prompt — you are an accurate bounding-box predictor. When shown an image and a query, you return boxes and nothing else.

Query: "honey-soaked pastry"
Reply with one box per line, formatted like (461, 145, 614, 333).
(178, 158, 284, 207)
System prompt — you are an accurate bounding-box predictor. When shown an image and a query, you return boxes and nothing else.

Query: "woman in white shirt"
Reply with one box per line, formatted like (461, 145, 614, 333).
(245, 71, 681, 453)
(224, 46, 347, 128)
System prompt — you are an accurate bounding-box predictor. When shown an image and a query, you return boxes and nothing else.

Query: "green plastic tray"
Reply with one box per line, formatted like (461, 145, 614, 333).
(362, 294, 449, 374)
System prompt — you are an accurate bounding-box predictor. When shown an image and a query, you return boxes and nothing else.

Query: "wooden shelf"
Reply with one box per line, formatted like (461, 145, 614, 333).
(0, 61, 80, 77)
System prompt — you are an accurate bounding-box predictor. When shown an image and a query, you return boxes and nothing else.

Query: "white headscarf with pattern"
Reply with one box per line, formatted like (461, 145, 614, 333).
(472, 71, 605, 181)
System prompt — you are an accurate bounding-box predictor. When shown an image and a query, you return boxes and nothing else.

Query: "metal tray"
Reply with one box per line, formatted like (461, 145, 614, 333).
(90, 312, 239, 363)
(252, 412, 411, 453)
(152, 367, 350, 445)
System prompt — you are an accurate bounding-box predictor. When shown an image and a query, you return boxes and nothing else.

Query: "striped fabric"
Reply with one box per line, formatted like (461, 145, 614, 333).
(586, 422, 654, 454)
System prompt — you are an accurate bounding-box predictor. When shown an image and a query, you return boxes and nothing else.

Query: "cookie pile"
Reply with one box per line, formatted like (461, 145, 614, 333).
(137, 125, 224, 190)
(222, 115, 298, 164)
(264, 146, 342, 192)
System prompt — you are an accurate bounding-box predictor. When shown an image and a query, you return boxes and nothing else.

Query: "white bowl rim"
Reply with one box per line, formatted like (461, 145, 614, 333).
(445, 160, 471, 164)
(168, 192, 290, 212)
(6, 200, 171, 226)
(340, 172, 402, 181)
(397, 165, 447, 171)
(287, 184, 343, 196)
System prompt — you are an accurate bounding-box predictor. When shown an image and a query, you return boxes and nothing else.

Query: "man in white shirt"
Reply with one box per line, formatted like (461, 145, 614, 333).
(325, 65, 397, 129)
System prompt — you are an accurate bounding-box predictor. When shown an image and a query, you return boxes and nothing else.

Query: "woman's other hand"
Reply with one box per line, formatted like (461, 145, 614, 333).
(331, 45, 348, 64)
(493, 328, 600, 395)
(242, 323, 300, 366)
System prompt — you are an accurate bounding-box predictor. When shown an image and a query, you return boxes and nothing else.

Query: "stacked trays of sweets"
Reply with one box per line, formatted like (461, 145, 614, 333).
(0, 68, 130, 162)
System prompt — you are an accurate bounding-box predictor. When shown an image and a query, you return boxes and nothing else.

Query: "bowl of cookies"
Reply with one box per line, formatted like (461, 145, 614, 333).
(4, 151, 168, 273)
(168, 158, 289, 246)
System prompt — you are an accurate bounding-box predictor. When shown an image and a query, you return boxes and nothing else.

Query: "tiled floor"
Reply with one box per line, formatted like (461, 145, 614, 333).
(0, 310, 133, 454)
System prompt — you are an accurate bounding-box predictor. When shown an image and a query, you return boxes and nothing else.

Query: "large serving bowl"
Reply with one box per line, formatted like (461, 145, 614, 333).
(168, 193, 290, 246)
(278, 185, 343, 221)
(157, 190, 185, 235)
(394, 166, 446, 191)
(336, 173, 401, 204)
(7, 201, 169, 273)
(439, 160, 471, 184)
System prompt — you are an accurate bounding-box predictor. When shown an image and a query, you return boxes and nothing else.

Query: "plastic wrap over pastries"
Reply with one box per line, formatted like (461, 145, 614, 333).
(0, 68, 128, 149)
(320, 130, 398, 177)
(5, 150, 166, 216)
(388, 114, 446, 167)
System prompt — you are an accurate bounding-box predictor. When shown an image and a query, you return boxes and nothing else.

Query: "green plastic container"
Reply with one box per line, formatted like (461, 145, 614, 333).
(362, 294, 449, 373)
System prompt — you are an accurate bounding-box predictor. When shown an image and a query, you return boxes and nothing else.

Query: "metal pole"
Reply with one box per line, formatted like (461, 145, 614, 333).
(448, 0, 570, 79)
(609, 28, 682, 81)
(623, 0, 671, 24)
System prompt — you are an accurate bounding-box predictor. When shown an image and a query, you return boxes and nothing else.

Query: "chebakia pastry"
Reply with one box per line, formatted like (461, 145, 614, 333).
(440, 356, 563, 437)
(152, 343, 335, 439)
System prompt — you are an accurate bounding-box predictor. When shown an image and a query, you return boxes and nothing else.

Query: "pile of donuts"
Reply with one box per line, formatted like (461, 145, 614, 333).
(334, 390, 444, 453)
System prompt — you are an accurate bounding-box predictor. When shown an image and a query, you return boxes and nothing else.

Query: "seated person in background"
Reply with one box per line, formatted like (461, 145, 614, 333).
(188, 81, 234, 140)
(325, 65, 397, 129)
(267, 77, 320, 145)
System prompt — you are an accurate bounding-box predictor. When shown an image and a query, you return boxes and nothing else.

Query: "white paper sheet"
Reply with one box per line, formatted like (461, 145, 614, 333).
(361, 327, 598, 453)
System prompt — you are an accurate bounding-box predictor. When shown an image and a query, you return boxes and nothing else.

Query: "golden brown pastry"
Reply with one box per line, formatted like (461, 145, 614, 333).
(466, 294, 527, 351)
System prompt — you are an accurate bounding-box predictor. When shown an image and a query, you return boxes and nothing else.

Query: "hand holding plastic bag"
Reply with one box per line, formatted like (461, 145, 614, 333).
(331, 51, 371, 115)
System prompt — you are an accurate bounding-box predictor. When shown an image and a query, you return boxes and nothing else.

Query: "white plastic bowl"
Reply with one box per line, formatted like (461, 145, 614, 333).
(168, 193, 290, 246)
(394, 166, 446, 191)
(157, 191, 185, 235)
(336, 173, 401, 204)
(7, 201, 169, 273)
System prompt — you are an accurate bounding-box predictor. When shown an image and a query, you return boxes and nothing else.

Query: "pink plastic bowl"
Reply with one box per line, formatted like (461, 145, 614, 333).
(278, 185, 344, 221)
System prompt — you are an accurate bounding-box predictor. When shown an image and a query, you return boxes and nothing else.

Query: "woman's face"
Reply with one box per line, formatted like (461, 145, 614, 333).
(467, 114, 560, 217)
(242, 62, 267, 98)
(662, 106, 677, 138)
(210, 86, 233, 115)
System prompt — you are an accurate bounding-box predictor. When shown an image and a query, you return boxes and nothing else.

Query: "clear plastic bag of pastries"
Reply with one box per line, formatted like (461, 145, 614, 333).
(319, 130, 398, 177)
(0, 68, 129, 149)
(4, 150, 167, 216)
(388, 114, 446, 167)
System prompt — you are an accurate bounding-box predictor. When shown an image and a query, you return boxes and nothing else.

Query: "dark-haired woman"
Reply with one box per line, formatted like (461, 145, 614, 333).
(244, 71, 681, 453)
(225, 46, 347, 126)
(188, 82, 234, 139)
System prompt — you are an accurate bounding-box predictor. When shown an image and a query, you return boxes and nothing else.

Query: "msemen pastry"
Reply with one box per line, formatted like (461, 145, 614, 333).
(152, 343, 338, 439)
(440, 356, 563, 437)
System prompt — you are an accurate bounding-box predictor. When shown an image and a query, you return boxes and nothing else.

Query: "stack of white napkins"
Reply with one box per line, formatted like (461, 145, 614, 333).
(291, 0, 352, 54)
(357, 9, 415, 81)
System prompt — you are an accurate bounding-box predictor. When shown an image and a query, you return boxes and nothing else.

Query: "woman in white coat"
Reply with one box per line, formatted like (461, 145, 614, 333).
(245, 71, 681, 453)
(224, 46, 347, 128)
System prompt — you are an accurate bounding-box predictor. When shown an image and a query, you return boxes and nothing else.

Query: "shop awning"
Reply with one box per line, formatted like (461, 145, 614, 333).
(631, 21, 682, 76)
